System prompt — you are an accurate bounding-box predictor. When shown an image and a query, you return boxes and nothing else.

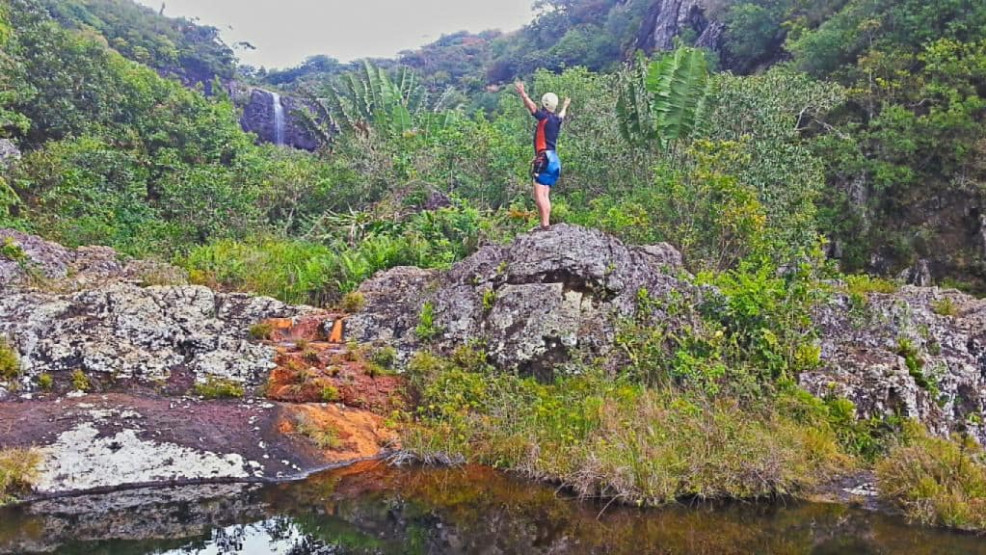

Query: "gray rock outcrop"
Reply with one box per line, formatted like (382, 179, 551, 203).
(637, 0, 724, 53)
(0, 139, 20, 169)
(347, 224, 692, 379)
(803, 286, 986, 443)
(0, 229, 310, 395)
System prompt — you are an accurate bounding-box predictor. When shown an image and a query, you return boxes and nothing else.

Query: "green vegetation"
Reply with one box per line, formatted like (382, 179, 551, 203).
(370, 347, 397, 371)
(481, 289, 496, 313)
(340, 292, 365, 313)
(0, 448, 40, 505)
(193, 377, 245, 399)
(320, 385, 340, 403)
(248, 322, 274, 341)
(2, 0, 986, 531)
(414, 302, 441, 342)
(37, 372, 52, 391)
(877, 424, 986, 530)
(70, 369, 89, 392)
(296, 415, 343, 450)
(403, 350, 851, 503)
(0, 339, 19, 381)
(931, 297, 959, 317)
(0, 238, 26, 262)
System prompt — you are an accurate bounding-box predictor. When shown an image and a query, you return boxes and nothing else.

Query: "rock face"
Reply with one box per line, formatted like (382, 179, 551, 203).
(349, 224, 986, 444)
(0, 229, 309, 394)
(347, 224, 692, 378)
(238, 87, 319, 151)
(803, 286, 986, 444)
(637, 0, 724, 54)
(0, 230, 398, 498)
(0, 139, 20, 169)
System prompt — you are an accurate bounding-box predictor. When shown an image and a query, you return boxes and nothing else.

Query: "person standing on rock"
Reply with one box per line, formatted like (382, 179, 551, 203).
(515, 81, 571, 231)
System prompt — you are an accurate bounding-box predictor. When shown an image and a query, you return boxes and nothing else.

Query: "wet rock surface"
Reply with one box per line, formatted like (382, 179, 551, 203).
(0, 393, 395, 497)
(237, 86, 319, 150)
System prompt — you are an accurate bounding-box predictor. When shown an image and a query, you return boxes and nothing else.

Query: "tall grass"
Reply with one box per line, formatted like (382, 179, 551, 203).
(401, 351, 849, 505)
(876, 424, 986, 531)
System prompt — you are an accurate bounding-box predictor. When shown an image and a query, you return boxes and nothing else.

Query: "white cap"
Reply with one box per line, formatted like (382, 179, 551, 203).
(541, 92, 559, 112)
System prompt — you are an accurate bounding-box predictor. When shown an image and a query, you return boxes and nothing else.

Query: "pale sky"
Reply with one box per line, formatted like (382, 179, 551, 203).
(135, 0, 535, 69)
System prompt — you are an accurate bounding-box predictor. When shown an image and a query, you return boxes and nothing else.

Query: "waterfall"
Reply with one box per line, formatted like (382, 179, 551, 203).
(271, 92, 286, 146)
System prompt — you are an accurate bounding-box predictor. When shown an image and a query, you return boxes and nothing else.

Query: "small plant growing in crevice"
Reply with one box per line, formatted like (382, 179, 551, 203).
(37, 373, 53, 392)
(321, 385, 340, 402)
(302, 349, 321, 365)
(70, 369, 90, 392)
(370, 346, 397, 371)
(0, 339, 20, 381)
(193, 377, 245, 399)
(896, 338, 938, 396)
(482, 288, 496, 313)
(0, 448, 41, 506)
(931, 297, 959, 317)
(341, 292, 366, 313)
(0, 238, 26, 262)
(414, 302, 441, 342)
(249, 322, 274, 340)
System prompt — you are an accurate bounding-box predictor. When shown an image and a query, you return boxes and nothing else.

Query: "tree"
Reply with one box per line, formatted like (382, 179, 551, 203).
(616, 47, 711, 154)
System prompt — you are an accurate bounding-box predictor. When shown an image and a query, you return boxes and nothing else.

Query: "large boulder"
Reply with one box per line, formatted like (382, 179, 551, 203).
(347, 224, 691, 378)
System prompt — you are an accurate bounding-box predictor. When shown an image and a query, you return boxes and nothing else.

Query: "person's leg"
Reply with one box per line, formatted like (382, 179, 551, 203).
(535, 183, 551, 229)
(532, 180, 544, 224)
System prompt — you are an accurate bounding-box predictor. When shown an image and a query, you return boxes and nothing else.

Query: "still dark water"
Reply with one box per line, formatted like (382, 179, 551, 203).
(1, 461, 984, 554)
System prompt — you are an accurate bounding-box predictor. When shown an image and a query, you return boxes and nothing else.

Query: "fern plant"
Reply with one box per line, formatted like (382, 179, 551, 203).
(616, 47, 711, 154)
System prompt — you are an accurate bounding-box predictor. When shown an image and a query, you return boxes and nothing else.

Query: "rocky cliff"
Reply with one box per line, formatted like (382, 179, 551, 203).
(236, 87, 319, 151)
(637, 0, 724, 54)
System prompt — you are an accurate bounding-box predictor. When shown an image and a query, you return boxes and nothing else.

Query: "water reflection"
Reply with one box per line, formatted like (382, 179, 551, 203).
(1, 461, 984, 554)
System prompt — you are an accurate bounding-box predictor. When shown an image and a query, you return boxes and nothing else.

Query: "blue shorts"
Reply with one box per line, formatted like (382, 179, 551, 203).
(532, 150, 561, 186)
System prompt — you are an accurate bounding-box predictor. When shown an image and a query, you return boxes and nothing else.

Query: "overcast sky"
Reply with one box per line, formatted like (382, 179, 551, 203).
(134, 0, 535, 69)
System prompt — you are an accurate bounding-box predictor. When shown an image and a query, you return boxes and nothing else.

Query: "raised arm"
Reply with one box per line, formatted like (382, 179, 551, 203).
(558, 97, 572, 120)
(515, 81, 538, 115)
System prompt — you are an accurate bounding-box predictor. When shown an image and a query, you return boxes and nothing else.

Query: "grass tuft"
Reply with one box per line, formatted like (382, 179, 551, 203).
(249, 322, 275, 341)
(0, 448, 42, 505)
(0, 339, 19, 381)
(70, 369, 89, 392)
(876, 424, 986, 530)
(930, 297, 959, 317)
(193, 377, 245, 399)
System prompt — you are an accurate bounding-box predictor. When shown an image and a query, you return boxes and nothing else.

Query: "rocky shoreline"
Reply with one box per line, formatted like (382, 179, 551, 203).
(2, 225, 986, 503)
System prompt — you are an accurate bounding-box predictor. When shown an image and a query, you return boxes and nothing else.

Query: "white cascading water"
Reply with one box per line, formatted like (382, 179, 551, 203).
(271, 92, 286, 146)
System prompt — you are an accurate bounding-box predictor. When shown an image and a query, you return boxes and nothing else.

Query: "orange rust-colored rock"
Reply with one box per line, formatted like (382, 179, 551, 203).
(328, 319, 344, 343)
(280, 404, 399, 463)
(260, 313, 340, 342)
(257, 312, 406, 414)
